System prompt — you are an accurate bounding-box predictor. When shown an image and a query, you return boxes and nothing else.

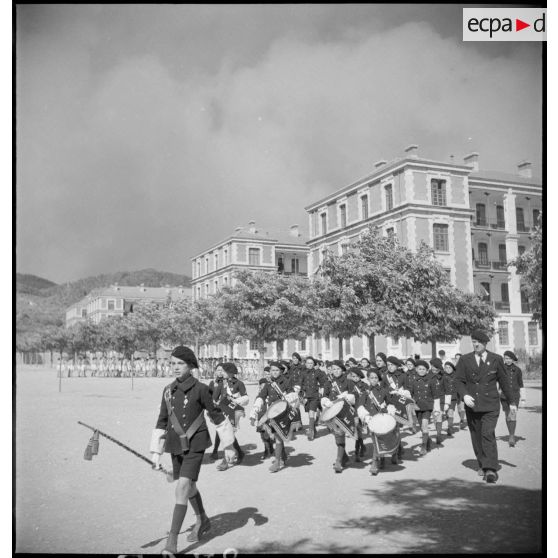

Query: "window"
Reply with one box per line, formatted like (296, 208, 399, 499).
(224, 249, 228, 265)
(291, 257, 300, 273)
(205, 258, 209, 274)
(107, 299, 115, 311)
(299, 338, 306, 351)
(214, 280, 218, 293)
(277, 256, 284, 273)
(528, 322, 539, 345)
(324, 336, 330, 351)
(498, 321, 509, 345)
(312, 213, 319, 237)
(476, 203, 486, 226)
(321, 213, 327, 235)
(431, 179, 447, 206)
(501, 283, 509, 303)
(443, 268, 451, 281)
(249, 339, 258, 351)
(518, 245, 526, 256)
(478, 243, 488, 265)
(214, 253, 219, 269)
(204, 283, 209, 297)
(496, 205, 505, 228)
(433, 224, 449, 252)
(223, 276, 228, 286)
(249, 248, 260, 266)
(197, 261, 201, 277)
(385, 185, 393, 211)
(361, 194, 369, 220)
(101, 298, 106, 308)
(81, 309, 87, 318)
(339, 204, 347, 228)
(480, 281, 491, 301)
(498, 244, 507, 263)
(386, 227, 395, 238)
(533, 209, 540, 228)
(341, 243, 349, 255)
(197, 286, 201, 299)
(516, 207, 525, 231)
(344, 338, 351, 355)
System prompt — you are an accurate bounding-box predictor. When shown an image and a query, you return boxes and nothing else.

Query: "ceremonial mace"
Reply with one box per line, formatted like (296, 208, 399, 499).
(78, 421, 174, 482)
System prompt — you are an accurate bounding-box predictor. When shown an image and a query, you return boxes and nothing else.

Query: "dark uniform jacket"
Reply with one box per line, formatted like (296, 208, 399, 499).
(323, 374, 356, 401)
(455, 351, 513, 412)
(155, 375, 227, 455)
(381, 369, 408, 392)
(429, 371, 445, 403)
(300, 367, 328, 399)
(500, 363, 524, 405)
(352, 380, 369, 401)
(407, 374, 441, 411)
(256, 374, 295, 406)
(443, 373, 458, 402)
(357, 384, 388, 416)
(213, 377, 248, 410)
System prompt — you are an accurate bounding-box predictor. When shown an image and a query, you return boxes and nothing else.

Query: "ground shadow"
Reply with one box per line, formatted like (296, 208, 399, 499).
(142, 506, 269, 553)
(462, 458, 517, 472)
(522, 405, 542, 414)
(283, 450, 315, 468)
(497, 434, 527, 444)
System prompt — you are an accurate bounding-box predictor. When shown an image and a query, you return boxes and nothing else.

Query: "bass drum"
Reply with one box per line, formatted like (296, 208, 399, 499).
(320, 399, 357, 438)
(368, 413, 399, 456)
(267, 400, 295, 443)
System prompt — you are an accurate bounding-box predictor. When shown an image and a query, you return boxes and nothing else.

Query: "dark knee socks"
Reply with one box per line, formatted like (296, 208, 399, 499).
(189, 491, 206, 519)
(170, 504, 188, 535)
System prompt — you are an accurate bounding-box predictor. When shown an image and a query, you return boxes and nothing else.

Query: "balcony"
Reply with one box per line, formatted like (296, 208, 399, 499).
(474, 260, 510, 271)
(472, 220, 507, 231)
(491, 260, 508, 270)
(517, 224, 534, 233)
(521, 301, 531, 314)
(494, 301, 510, 312)
(474, 259, 491, 269)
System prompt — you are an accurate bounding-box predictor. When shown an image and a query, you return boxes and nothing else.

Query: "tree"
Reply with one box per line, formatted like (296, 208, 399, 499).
(214, 271, 314, 371)
(511, 211, 542, 324)
(103, 316, 139, 362)
(130, 302, 165, 371)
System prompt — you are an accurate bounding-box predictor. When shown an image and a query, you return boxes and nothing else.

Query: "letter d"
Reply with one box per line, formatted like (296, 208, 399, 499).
(534, 13, 545, 32)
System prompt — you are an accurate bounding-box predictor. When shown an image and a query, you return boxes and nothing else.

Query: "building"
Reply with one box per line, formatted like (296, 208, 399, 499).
(191, 221, 309, 358)
(65, 284, 191, 327)
(304, 145, 542, 359)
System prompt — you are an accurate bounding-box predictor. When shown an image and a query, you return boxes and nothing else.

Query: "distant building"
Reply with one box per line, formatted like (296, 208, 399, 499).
(65, 284, 191, 327)
(304, 145, 542, 358)
(191, 221, 309, 359)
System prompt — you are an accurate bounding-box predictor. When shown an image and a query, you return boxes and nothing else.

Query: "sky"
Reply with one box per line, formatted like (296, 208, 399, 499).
(16, 4, 543, 284)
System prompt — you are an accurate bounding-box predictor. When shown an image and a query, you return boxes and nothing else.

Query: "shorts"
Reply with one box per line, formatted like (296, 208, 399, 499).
(304, 398, 320, 412)
(416, 410, 432, 424)
(171, 451, 205, 482)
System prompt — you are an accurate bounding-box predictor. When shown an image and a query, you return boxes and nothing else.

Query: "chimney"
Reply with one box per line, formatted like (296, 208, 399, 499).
(464, 152, 479, 171)
(404, 144, 419, 158)
(517, 160, 532, 178)
(374, 159, 387, 169)
(289, 224, 300, 237)
(248, 220, 257, 233)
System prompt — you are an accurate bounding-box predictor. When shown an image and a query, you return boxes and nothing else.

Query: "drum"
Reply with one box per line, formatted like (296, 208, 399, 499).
(368, 413, 400, 456)
(320, 399, 357, 438)
(267, 400, 295, 443)
(388, 393, 416, 428)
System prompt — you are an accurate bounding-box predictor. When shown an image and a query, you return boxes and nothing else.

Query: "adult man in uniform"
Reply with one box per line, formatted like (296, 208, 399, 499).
(150, 346, 236, 553)
(455, 330, 515, 483)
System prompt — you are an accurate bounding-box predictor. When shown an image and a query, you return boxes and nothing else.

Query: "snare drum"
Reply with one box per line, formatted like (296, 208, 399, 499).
(368, 413, 400, 456)
(388, 393, 416, 428)
(267, 400, 295, 443)
(320, 399, 357, 438)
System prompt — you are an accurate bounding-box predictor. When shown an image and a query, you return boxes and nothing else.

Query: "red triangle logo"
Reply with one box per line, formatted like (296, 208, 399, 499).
(516, 19, 530, 31)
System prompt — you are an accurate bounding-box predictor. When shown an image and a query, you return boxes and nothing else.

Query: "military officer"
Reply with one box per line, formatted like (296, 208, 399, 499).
(455, 330, 514, 483)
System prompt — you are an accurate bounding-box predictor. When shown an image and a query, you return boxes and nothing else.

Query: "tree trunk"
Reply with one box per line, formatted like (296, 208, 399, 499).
(338, 336, 344, 360)
(258, 340, 266, 375)
(58, 351, 63, 392)
(368, 334, 376, 362)
(195, 338, 199, 358)
(431, 340, 437, 360)
(229, 343, 234, 361)
(50, 350, 54, 368)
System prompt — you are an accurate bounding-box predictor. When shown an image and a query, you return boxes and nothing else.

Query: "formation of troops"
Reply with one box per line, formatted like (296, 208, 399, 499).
(58, 356, 174, 377)
(204, 348, 526, 476)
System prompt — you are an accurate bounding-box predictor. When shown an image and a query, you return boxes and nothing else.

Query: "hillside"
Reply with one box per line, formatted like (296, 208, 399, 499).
(16, 268, 191, 337)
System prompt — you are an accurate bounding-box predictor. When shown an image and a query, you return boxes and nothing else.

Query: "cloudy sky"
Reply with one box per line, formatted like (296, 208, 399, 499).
(16, 4, 543, 283)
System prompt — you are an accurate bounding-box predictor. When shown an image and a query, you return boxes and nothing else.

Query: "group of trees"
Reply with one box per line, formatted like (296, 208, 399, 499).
(20, 228, 516, 371)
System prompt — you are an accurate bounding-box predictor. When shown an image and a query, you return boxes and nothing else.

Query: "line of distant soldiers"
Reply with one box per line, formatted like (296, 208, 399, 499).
(56, 356, 172, 377)
(205, 350, 525, 476)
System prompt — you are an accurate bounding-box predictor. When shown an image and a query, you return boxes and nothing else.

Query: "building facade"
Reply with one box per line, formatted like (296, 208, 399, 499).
(191, 222, 309, 359)
(305, 145, 542, 359)
(65, 284, 191, 327)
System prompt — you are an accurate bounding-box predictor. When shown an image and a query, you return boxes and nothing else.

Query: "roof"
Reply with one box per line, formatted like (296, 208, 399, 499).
(469, 170, 542, 187)
(86, 286, 191, 300)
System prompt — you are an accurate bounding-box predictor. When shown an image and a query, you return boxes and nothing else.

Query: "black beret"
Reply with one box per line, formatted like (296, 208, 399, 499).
(415, 359, 429, 369)
(405, 358, 416, 366)
(331, 360, 346, 371)
(387, 356, 401, 366)
(269, 361, 282, 369)
(346, 357, 358, 365)
(367, 368, 382, 379)
(348, 368, 364, 379)
(305, 355, 317, 364)
(171, 346, 198, 368)
(258, 378, 268, 385)
(263, 366, 270, 372)
(292, 352, 302, 361)
(504, 350, 518, 362)
(471, 329, 490, 344)
(376, 352, 387, 364)
(444, 361, 456, 371)
(430, 358, 444, 370)
(222, 362, 238, 375)
(360, 357, 371, 365)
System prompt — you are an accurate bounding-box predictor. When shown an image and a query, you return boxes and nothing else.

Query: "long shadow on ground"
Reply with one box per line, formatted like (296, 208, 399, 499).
(243, 478, 542, 554)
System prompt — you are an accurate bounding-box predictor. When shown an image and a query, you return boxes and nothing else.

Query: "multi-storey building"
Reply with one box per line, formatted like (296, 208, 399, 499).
(191, 221, 309, 358)
(305, 145, 542, 359)
(65, 284, 191, 327)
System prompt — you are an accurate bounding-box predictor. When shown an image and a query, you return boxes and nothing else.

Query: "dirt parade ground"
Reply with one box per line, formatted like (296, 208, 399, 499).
(15, 367, 543, 554)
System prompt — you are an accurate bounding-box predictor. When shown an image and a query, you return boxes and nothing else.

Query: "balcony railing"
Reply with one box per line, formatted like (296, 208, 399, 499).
(521, 302, 531, 313)
(517, 224, 530, 233)
(491, 260, 508, 270)
(490, 221, 506, 230)
(474, 260, 511, 271)
(473, 220, 506, 230)
(494, 301, 510, 312)
(474, 259, 491, 269)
